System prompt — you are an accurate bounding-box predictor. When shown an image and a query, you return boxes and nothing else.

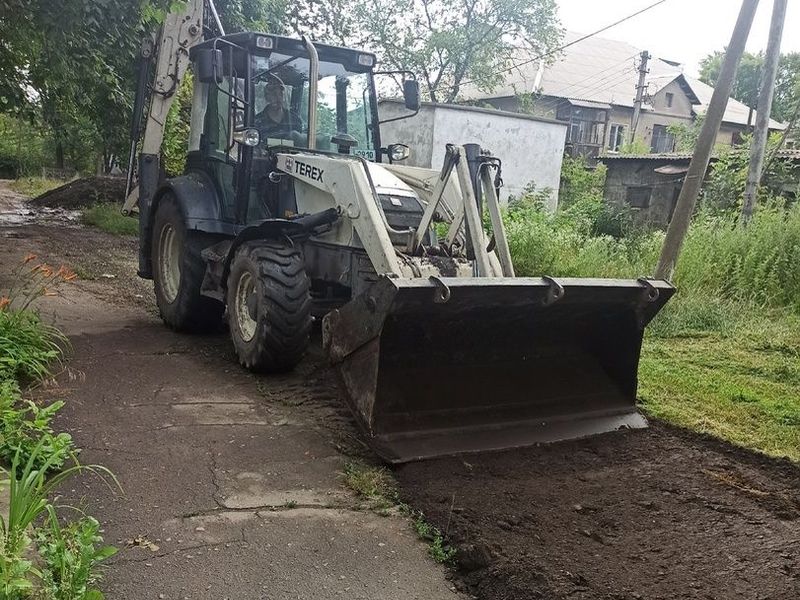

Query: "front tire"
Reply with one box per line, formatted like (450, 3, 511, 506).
(151, 194, 224, 332)
(227, 241, 312, 373)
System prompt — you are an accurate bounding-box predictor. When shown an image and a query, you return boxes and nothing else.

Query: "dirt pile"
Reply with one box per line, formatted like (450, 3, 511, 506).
(397, 422, 800, 600)
(32, 176, 126, 209)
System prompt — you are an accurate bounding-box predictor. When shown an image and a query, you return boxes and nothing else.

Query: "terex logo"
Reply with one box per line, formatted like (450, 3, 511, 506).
(294, 160, 324, 182)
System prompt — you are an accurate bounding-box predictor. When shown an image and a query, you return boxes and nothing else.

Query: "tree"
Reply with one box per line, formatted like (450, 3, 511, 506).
(0, 0, 292, 173)
(699, 49, 800, 123)
(321, 0, 561, 103)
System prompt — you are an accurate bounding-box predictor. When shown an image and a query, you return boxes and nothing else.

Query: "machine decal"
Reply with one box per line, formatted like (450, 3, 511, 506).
(294, 160, 324, 182)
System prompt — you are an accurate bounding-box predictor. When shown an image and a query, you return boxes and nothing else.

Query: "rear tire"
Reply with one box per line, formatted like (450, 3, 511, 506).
(151, 194, 224, 332)
(227, 241, 312, 373)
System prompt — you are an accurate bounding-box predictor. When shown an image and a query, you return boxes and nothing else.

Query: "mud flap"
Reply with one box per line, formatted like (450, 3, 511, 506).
(323, 275, 675, 463)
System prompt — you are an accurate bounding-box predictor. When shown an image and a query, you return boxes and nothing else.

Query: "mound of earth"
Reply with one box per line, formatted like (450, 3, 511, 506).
(32, 176, 126, 209)
(396, 421, 800, 600)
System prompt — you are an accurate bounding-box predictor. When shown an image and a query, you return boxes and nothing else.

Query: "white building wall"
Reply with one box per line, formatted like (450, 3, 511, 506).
(379, 101, 567, 210)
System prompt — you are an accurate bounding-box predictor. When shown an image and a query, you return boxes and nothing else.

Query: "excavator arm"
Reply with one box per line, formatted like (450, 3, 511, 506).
(122, 0, 218, 216)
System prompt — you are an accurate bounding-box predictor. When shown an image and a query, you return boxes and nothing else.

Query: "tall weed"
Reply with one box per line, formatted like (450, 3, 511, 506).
(506, 198, 800, 310)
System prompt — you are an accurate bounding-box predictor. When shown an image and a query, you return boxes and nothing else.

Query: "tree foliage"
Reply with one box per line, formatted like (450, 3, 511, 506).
(0, 0, 560, 171)
(0, 0, 290, 173)
(317, 0, 561, 103)
(699, 49, 800, 123)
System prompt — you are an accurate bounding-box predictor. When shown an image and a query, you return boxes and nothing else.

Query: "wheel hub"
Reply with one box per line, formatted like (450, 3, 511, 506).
(235, 271, 258, 342)
(158, 223, 181, 303)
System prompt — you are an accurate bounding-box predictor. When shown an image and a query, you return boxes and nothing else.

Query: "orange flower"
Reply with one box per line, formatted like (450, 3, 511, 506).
(55, 265, 77, 281)
(23, 253, 37, 264)
(0, 297, 9, 310)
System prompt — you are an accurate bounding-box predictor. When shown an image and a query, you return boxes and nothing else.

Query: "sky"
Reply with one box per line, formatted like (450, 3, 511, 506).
(555, 0, 800, 77)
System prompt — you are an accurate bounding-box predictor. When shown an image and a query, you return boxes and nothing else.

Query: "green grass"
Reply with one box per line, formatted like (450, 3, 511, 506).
(341, 460, 398, 510)
(503, 196, 800, 461)
(640, 311, 800, 461)
(9, 177, 66, 198)
(340, 461, 456, 562)
(81, 204, 138, 236)
(412, 514, 456, 564)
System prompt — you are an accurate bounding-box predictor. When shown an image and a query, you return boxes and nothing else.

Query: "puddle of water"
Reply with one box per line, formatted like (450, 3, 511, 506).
(0, 196, 81, 228)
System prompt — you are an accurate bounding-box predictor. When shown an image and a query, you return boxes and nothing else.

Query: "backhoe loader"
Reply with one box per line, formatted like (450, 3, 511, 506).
(126, 0, 674, 462)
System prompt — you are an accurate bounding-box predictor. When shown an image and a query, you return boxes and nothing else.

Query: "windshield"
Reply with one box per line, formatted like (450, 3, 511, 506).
(252, 52, 377, 158)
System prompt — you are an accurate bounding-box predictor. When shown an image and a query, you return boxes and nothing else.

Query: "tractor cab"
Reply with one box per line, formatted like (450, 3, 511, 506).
(187, 33, 419, 228)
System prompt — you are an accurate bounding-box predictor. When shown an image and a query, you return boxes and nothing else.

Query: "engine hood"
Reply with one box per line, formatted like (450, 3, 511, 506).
(365, 162, 418, 199)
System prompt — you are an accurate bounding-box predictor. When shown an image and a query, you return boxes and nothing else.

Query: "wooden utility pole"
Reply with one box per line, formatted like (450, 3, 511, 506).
(629, 50, 650, 145)
(655, 0, 759, 280)
(741, 0, 788, 222)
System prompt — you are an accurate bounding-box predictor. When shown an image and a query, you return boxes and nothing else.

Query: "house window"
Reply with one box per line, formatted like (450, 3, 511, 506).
(665, 92, 674, 108)
(557, 105, 607, 146)
(651, 124, 676, 153)
(608, 124, 626, 151)
(626, 186, 652, 208)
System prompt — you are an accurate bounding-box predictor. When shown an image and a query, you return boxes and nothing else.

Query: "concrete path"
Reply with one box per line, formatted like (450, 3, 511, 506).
(0, 182, 463, 599)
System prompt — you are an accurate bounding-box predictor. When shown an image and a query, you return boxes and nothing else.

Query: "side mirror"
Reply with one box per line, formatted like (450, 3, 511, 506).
(403, 80, 420, 112)
(195, 49, 222, 84)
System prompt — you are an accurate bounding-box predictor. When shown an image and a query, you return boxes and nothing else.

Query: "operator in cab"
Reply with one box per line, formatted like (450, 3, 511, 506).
(255, 75, 304, 143)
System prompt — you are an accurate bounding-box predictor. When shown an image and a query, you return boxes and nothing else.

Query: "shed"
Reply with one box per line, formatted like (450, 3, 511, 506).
(599, 154, 695, 226)
(601, 150, 800, 226)
(378, 100, 568, 210)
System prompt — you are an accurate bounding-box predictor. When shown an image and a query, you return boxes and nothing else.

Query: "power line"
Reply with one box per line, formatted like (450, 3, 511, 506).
(505, 54, 638, 104)
(453, 0, 669, 93)
(531, 61, 638, 111)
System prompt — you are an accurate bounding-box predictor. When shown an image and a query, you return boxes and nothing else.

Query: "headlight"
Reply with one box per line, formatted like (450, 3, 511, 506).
(256, 36, 274, 49)
(389, 144, 410, 162)
(233, 128, 260, 147)
(357, 54, 375, 67)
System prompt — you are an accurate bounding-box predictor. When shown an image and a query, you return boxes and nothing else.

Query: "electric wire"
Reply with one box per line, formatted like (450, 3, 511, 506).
(448, 0, 670, 94)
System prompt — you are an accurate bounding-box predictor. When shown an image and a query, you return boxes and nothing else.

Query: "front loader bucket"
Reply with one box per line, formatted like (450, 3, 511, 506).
(323, 276, 674, 463)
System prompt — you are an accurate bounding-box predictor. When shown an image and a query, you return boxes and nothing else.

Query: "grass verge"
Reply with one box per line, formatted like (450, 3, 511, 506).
(641, 308, 800, 461)
(0, 256, 117, 597)
(9, 177, 66, 198)
(82, 204, 138, 236)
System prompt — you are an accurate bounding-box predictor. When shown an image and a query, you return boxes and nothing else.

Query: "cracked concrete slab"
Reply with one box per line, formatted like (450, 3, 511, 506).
(108, 508, 460, 600)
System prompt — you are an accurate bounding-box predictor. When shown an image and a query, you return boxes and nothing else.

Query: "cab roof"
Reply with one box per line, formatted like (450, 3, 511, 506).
(190, 32, 377, 70)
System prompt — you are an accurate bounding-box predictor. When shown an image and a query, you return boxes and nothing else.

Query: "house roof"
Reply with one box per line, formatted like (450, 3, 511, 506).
(598, 153, 696, 161)
(598, 149, 800, 162)
(460, 32, 785, 129)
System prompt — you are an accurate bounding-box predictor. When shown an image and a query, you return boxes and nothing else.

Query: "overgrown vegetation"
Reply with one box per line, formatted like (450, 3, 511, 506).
(81, 205, 138, 236)
(0, 257, 116, 598)
(506, 159, 800, 460)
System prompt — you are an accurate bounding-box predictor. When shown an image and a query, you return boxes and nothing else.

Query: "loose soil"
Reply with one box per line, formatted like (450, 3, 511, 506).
(31, 175, 126, 209)
(397, 423, 800, 599)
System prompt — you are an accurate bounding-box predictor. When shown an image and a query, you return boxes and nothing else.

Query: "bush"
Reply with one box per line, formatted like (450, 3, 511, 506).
(0, 310, 65, 384)
(0, 381, 75, 471)
(163, 72, 194, 177)
(36, 510, 117, 600)
(81, 204, 138, 236)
